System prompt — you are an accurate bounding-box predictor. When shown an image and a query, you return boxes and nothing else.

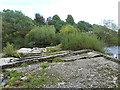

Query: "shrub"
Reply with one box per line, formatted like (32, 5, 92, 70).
(53, 57, 64, 62)
(25, 25, 56, 47)
(60, 24, 78, 35)
(21, 63, 28, 67)
(61, 32, 105, 52)
(3, 42, 20, 57)
(41, 63, 49, 69)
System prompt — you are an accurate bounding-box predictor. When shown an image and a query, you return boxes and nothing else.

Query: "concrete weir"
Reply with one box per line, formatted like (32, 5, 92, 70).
(0, 49, 93, 69)
(0, 49, 120, 69)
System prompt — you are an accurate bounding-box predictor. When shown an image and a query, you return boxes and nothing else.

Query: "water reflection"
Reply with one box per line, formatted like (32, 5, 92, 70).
(105, 46, 119, 59)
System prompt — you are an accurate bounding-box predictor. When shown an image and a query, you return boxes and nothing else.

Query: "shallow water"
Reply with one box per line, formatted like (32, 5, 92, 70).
(105, 46, 120, 59)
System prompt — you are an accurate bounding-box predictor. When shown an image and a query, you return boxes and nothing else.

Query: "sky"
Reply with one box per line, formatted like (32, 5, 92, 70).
(0, 0, 119, 25)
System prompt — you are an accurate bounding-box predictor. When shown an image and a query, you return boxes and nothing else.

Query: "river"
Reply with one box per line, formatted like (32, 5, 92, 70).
(105, 46, 120, 59)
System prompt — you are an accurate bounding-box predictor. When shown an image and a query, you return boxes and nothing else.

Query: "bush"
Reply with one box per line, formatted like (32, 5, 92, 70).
(60, 24, 78, 35)
(53, 57, 64, 62)
(3, 42, 20, 57)
(61, 32, 105, 52)
(41, 63, 49, 69)
(25, 25, 56, 47)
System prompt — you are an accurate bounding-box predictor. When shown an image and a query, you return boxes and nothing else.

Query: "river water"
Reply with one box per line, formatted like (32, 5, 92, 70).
(105, 46, 120, 59)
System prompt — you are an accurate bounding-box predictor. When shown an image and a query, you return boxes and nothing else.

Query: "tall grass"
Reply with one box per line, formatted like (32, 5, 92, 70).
(61, 32, 105, 52)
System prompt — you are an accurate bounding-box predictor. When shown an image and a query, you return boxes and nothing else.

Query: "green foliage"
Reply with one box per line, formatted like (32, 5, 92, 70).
(41, 63, 49, 69)
(92, 24, 118, 46)
(21, 63, 28, 67)
(34, 13, 45, 26)
(52, 15, 61, 21)
(47, 15, 66, 33)
(2, 9, 34, 48)
(4, 70, 24, 87)
(66, 14, 75, 25)
(55, 44, 62, 49)
(53, 57, 64, 62)
(77, 21, 92, 32)
(61, 32, 105, 52)
(3, 42, 20, 57)
(60, 24, 78, 35)
(25, 25, 56, 47)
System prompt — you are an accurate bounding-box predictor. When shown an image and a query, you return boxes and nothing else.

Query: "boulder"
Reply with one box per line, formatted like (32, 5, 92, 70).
(17, 48, 32, 54)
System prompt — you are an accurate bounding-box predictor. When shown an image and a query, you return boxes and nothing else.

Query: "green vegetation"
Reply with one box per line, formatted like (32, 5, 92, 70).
(41, 63, 49, 69)
(60, 24, 78, 35)
(91, 24, 118, 46)
(3, 42, 20, 57)
(2, 9, 34, 48)
(61, 32, 105, 52)
(21, 63, 28, 67)
(3, 70, 25, 87)
(53, 57, 64, 62)
(25, 25, 56, 47)
(1, 9, 118, 56)
(3, 62, 62, 88)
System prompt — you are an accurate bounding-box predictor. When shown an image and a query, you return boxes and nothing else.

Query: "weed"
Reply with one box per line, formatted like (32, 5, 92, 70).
(105, 56, 111, 60)
(53, 57, 64, 62)
(21, 63, 28, 67)
(13, 60, 17, 62)
(4, 70, 24, 87)
(41, 63, 49, 69)
(3, 42, 20, 58)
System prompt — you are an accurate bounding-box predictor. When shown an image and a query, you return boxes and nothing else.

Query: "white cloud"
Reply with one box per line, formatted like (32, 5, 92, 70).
(1, 0, 119, 25)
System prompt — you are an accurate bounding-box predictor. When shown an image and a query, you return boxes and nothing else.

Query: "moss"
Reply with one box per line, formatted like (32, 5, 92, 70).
(3, 70, 25, 87)
(21, 63, 28, 67)
(41, 63, 49, 69)
(53, 57, 64, 62)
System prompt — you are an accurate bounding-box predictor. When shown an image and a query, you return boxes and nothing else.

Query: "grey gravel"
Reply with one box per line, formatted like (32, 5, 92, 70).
(4, 52, 119, 88)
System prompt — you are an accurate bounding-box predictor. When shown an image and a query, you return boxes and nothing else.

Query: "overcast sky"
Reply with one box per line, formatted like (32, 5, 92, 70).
(0, 0, 119, 25)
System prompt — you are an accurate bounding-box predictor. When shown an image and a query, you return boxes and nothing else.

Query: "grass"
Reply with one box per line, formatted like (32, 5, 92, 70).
(61, 32, 105, 52)
(21, 63, 28, 67)
(41, 63, 49, 69)
(53, 57, 64, 62)
(3, 42, 20, 58)
(3, 61, 63, 88)
(3, 70, 25, 87)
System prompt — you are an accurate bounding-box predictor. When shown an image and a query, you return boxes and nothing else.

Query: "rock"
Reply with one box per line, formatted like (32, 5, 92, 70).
(0, 57, 19, 64)
(21, 76, 27, 80)
(17, 48, 32, 54)
(58, 82, 65, 86)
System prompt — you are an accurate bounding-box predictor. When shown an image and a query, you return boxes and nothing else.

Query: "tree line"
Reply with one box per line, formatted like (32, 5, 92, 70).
(1, 9, 118, 50)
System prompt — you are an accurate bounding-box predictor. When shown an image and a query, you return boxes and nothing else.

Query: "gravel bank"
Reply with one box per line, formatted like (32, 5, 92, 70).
(5, 56, 119, 88)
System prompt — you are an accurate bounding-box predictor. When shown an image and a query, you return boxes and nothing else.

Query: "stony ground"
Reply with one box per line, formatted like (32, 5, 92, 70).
(4, 51, 120, 88)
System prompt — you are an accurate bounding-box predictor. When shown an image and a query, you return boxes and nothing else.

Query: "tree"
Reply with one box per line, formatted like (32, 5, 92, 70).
(60, 24, 78, 35)
(25, 25, 56, 47)
(66, 14, 75, 25)
(47, 15, 66, 33)
(77, 21, 92, 32)
(52, 15, 61, 21)
(2, 9, 34, 48)
(91, 24, 118, 46)
(103, 19, 118, 31)
(34, 13, 45, 25)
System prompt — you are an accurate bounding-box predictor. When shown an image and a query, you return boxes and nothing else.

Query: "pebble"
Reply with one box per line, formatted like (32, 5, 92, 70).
(21, 76, 27, 80)
(58, 82, 65, 86)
